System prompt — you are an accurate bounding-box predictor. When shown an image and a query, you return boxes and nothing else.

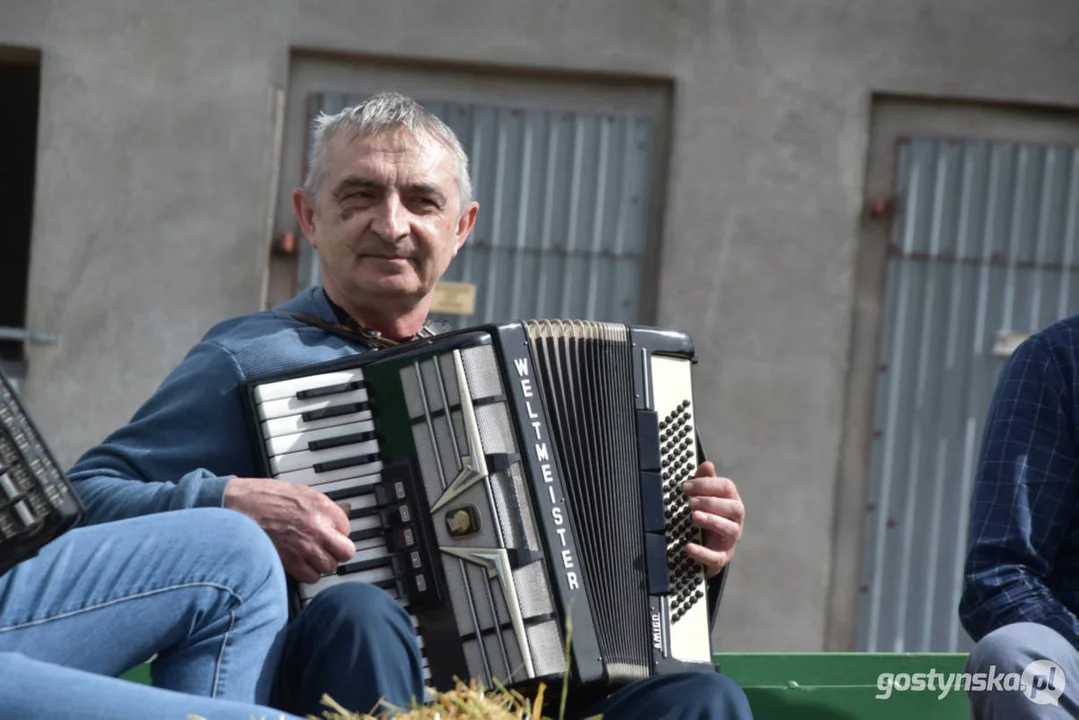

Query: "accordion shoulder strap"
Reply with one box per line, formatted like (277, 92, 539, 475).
(277, 310, 385, 349)
(278, 309, 451, 349)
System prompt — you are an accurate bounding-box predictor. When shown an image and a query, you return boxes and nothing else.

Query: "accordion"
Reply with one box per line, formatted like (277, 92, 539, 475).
(0, 369, 84, 577)
(242, 319, 716, 696)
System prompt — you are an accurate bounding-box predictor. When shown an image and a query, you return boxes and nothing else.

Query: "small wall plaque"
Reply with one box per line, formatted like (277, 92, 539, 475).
(993, 330, 1032, 358)
(430, 281, 477, 316)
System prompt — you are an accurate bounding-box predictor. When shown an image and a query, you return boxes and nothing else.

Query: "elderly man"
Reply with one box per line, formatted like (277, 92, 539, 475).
(66, 91, 752, 719)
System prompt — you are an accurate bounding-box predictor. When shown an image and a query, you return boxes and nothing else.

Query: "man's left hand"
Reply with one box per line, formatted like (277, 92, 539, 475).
(682, 461, 745, 578)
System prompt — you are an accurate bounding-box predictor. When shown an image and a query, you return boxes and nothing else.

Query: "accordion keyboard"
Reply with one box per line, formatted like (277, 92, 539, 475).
(650, 354, 712, 665)
(250, 368, 433, 684)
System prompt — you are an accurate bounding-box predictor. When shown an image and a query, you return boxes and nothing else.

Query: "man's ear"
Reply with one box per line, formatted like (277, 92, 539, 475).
(453, 201, 480, 255)
(293, 188, 319, 248)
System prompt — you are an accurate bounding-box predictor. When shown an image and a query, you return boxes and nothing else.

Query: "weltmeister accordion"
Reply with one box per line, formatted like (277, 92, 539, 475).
(0, 369, 84, 577)
(242, 319, 717, 695)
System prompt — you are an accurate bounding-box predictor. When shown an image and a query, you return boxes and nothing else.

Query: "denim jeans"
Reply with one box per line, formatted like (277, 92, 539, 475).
(273, 582, 754, 720)
(271, 581, 427, 716)
(0, 506, 753, 719)
(0, 507, 303, 720)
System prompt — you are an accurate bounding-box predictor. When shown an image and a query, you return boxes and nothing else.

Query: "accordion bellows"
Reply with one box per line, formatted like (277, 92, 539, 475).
(244, 319, 715, 696)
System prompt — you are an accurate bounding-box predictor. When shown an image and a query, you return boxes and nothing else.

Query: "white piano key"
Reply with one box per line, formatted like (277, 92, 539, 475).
(253, 369, 365, 403)
(277, 460, 384, 487)
(261, 407, 374, 438)
(354, 535, 385, 553)
(299, 565, 395, 599)
(298, 572, 357, 600)
(265, 419, 377, 457)
(269, 439, 380, 475)
(257, 387, 370, 422)
(329, 491, 378, 517)
(350, 514, 382, 534)
(346, 543, 392, 566)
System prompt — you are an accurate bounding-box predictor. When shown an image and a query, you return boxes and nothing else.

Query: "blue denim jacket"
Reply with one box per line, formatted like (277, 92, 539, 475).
(959, 315, 1079, 646)
(67, 286, 368, 524)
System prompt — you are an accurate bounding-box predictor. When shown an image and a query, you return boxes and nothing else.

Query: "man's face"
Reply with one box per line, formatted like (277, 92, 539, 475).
(295, 127, 478, 313)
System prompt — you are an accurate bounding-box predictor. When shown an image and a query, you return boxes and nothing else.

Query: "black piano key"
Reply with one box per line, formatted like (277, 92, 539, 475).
(374, 479, 407, 506)
(338, 555, 394, 575)
(350, 527, 384, 543)
(296, 380, 364, 399)
(302, 402, 372, 422)
(346, 505, 380, 522)
(324, 483, 380, 503)
(308, 430, 378, 451)
(313, 452, 380, 474)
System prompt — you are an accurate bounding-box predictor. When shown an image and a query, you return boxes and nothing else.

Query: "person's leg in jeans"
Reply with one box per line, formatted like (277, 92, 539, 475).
(272, 582, 426, 717)
(573, 672, 755, 720)
(271, 583, 754, 720)
(0, 653, 307, 720)
(0, 507, 288, 703)
(965, 622, 1079, 719)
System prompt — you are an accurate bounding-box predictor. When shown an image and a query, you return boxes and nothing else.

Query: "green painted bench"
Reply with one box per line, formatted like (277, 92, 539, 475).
(119, 652, 972, 718)
(715, 653, 970, 719)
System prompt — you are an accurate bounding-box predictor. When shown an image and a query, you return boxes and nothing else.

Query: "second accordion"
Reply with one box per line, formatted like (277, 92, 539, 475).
(0, 369, 84, 578)
(242, 319, 717, 696)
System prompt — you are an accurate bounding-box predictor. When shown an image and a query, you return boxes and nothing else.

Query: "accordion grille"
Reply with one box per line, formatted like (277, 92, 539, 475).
(491, 463, 541, 552)
(524, 320, 649, 677)
(526, 619, 569, 678)
(474, 402, 518, 455)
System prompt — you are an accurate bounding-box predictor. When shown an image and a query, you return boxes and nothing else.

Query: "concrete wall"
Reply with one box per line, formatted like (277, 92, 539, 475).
(2, 0, 1077, 653)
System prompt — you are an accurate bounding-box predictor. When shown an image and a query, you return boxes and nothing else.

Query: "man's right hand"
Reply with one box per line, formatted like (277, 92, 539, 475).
(224, 476, 355, 583)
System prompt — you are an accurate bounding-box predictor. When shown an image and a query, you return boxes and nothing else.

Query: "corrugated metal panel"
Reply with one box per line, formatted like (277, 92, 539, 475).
(856, 138, 1079, 653)
(296, 92, 657, 327)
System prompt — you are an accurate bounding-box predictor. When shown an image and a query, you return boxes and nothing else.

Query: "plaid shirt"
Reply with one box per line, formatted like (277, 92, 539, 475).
(960, 317, 1079, 646)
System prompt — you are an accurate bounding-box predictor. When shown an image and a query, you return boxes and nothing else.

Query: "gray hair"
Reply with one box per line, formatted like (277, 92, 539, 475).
(303, 91, 473, 213)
